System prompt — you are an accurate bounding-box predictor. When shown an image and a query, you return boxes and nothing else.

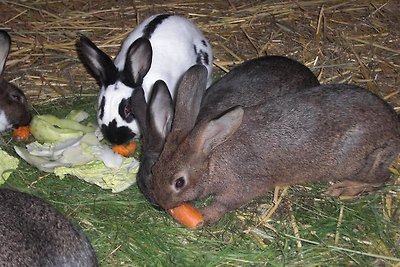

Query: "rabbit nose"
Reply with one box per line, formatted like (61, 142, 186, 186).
(14, 113, 32, 127)
(136, 177, 161, 208)
(20, 113, 32, 126)
(101, 120, 136, 144)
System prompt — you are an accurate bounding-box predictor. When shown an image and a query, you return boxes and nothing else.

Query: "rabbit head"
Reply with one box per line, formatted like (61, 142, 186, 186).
(131, 79, 173, 205)
(79, 36, 152, 144)
(0, 30, 31, 132)
(153, 105, 244, 210)
(148, 65, 216, 209)
(131, 65, 208, 205)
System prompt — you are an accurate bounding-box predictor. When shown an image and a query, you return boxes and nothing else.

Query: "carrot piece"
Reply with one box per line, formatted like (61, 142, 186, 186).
(112, 141, 137, 157)
(12, 126, 31, 141)
(168, 203, 204, 229)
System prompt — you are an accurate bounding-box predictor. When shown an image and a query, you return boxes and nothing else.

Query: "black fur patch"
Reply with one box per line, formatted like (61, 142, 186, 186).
(119, 70, 138, 88)
(99, 55, 118, 87)
(193, 45, 210, 66)
(118, 97, 135, 123)
(201, 40, 207, 47)
(79, 35, 118, 88)
(193, 45, 197, 55)
(99, 96, 105, 120)
(142, 14, 171, 39)
(102, 120, 135, 145)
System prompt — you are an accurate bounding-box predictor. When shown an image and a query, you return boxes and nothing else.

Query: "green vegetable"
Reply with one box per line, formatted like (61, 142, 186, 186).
(65, 110, 90, 122)
(0, 149, 19, 185)
(54, 159, 139, 193)
(30, 114, 94, 143)
(14, 110, 139, 192)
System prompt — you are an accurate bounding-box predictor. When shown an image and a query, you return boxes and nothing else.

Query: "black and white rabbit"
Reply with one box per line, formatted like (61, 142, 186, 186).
(150, 65, 400, 225)
(0, 30, 31, 133)
(131, 56, 320, 205)
(79, 14, 213, 145)
(0, 188, 97, 266)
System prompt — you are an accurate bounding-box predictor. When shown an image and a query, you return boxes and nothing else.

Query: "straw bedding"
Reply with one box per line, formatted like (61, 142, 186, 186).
(1, 2, 399, 264)
(1, 0, 399, 110)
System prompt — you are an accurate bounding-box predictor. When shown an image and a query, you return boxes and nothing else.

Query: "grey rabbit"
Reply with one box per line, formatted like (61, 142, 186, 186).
(0, 188, 98, 266)
(0, 30, 31, 133)
(150, 65, 400, 225)
(131, 56, 320, 205)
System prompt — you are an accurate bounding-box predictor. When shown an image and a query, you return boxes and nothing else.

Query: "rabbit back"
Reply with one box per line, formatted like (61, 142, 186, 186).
(114, 14, 213, 95)
(216, 84, 400, 189)
(198, 56, 319, 121)
(0, 189, 97, 267)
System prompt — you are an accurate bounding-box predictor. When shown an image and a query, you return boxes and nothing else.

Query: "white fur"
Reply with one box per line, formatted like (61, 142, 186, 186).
(114, 14, 213, 101)
(97, 82, 140, 135)
(100, 14, 213, 139)
(0, 110, 11, 132)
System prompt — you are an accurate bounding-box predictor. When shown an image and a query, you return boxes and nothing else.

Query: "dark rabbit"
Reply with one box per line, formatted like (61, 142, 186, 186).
(131, 56, 320, 205)
(131, 80, 173, 206)
(197, 55, 320, 121)
(0, 188, 98, 266)
(0, 30, 31, 132)
(151, 67, 400, 225)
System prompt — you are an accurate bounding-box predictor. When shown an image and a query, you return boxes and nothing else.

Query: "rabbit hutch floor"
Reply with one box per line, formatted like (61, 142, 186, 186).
(1, 1, 399, 266)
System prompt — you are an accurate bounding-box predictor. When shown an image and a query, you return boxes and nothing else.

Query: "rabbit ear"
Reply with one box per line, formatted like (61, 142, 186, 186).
(124, 37, 152, 86)
(0, 30, 11, 75)
(78, 35, 118, 87)
(147, 80, 174, 145)
(131, 80, 173, 151)
(170, 64, 208, 139)
(131, 86, 148, 138)
(195, 106, 244, 155)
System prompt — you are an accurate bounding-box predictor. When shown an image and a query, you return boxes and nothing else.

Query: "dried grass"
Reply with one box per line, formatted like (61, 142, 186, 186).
(1, 1, 400, 265)
(0, 0, 399, 109)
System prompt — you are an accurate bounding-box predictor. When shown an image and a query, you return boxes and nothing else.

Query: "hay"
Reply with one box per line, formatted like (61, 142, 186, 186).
(0, 0, 399, 108)
(1, 1, 400, 265)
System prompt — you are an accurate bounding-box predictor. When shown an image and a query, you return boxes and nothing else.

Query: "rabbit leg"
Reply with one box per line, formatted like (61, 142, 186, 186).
(325, 180, 383, 197)
(199, 201, 230, 225)
(327, 145, 398, 197)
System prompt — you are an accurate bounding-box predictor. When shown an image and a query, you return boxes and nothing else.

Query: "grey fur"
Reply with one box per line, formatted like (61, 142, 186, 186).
(0, 189, 98, 266)
(132, 56, 319, 204)
(152, 72, 400, 225)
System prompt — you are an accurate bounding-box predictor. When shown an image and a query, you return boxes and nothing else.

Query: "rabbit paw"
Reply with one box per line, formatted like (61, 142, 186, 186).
(325, 180, 383, 197)
(199, 203, 229, 225)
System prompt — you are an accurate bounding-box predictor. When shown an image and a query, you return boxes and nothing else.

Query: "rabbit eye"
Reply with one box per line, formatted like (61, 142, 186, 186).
(10, 92, 24, 104)
(119, 98, 135, 123)
(174, 177, 185, 190)
(124, 104, 132, 116)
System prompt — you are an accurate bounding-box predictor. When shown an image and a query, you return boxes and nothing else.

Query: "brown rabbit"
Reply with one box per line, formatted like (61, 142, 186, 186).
(131, 56, 320, 205)
(0, 30, 31, 133)
(151, 65, 400, 225)
(0, 188, 98, 266)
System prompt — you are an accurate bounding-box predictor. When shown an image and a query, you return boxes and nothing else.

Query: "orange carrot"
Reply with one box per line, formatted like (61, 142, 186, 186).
(112, 141, 137, 157)
(168, 203, 204, 229)
(12, 126, 31, 141)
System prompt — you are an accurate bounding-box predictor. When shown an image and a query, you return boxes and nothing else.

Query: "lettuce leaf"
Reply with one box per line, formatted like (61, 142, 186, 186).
(0, 149, 19, 185)
(54, 158, 139, 193)
(14, 110, 140, 192)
